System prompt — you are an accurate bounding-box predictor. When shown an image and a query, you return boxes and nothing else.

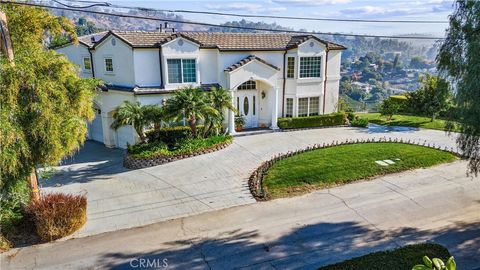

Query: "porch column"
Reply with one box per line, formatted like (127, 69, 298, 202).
(228, 90, 236, 135)
(270, 86, 279, 130)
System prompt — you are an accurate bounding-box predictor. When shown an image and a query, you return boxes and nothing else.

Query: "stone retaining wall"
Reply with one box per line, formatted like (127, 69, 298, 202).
(248, 137, 463, 201)
(124, 140, 232, 169)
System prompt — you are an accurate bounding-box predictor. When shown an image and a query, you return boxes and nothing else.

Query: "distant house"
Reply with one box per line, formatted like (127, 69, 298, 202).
(56, 31, 346, 148)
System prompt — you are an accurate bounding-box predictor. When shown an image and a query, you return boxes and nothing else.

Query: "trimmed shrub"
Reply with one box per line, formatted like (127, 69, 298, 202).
(390, 95, 408, 112)
(128, 135, 233, 158)
(278, 113, 345, 129)
(145, 125, 210, 145)
(351, 118, 369, 127)
(27, 193, 87, 241)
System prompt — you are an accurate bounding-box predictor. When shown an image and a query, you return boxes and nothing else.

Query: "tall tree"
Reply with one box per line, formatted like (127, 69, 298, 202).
(437, 0, 480, 175)
(0, 4, 98, 226)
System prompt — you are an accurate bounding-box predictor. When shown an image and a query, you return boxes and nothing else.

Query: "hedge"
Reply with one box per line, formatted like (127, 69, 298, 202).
(278, 113, 345, 129)
(319, 243, 450, 270)
(146, 125, 206, 145)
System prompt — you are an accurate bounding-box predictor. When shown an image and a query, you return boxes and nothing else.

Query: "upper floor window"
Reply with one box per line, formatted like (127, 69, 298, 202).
(83, 57, 92, 71)
(299, 57, 322, 78)
(167, 59, 196, 83)
(237, 80, 256, 90)
(104, 58, 113, 72)
(287, 57, 295, 78)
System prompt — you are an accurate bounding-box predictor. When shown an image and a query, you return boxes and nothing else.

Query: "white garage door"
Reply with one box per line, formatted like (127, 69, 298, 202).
(115, 126, 135, 149)
(88, 109, 104, 143)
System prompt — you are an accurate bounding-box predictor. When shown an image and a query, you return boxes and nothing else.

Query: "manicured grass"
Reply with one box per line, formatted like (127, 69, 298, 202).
(357, 113, 460, 132)
(319, 243, 450, 270)
(263, 143, 457, 199)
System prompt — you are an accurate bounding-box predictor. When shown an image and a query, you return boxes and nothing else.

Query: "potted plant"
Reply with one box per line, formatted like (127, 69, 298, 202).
(235, 116, 245, 132)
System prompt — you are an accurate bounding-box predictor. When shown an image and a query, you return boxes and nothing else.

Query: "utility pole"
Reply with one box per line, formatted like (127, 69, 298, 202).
(0, 11, 40, 201)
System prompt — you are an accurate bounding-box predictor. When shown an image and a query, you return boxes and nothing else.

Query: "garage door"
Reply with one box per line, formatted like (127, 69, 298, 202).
(115, 126, 135, 149)
(88, 109, 104, 143)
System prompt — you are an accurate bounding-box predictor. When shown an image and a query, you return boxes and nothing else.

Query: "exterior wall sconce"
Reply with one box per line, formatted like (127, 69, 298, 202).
(261, 91, 266, 99)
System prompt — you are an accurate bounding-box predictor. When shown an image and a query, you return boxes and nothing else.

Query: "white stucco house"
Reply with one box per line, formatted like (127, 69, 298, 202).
(56, 30, 345, 148)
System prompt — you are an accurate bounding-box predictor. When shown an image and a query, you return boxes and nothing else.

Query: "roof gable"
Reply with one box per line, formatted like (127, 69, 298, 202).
(224, 55, 280, 73)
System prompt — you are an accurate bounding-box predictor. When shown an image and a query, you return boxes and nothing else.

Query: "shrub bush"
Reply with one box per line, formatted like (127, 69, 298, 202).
(351, 118, 369, 127)
(128, 135, 233, 158)
(0, 234, 12, 252)
(146, 125, 205, 145)
(390, 95, 408, 112)
(278, 113, 345, 129)
(27, 193, 87, 241)
(347, 112, 356, 122)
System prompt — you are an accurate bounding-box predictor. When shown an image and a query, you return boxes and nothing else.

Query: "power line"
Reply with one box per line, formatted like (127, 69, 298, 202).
(1, 1, 446, 40)
(51, 0, 110, 9)
(95, 1, 449, 24)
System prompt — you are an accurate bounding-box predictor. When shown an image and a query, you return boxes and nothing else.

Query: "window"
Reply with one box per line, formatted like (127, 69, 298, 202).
(298, 98, 308, 117)
(83, 57, 92, 71)
(285, 98, 293, 117)
(309, 97, 320, 116)
(237, 80, 256, 90)
(104, 58, 113, 72)
(167, 59, 197, 83)
(299, 57, 322, 78)
(287, 57, 295, 78)
(297, 97, 320, 117)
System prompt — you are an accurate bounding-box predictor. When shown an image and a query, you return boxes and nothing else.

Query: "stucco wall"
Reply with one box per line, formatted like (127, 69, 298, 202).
(56, 44, 93, 78)
(134, 49, 161, 87)
(92, 35, 135, 87)
(162, 38, 200, 90)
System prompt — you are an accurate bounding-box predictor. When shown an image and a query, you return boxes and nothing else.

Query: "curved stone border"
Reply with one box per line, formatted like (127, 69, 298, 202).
(248, 137, 464, 201)
(124, 140, 232, 169)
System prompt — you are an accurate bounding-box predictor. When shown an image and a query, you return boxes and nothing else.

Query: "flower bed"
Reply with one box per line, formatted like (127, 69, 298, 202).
(124, 135, 233, 169)
(249, 137, 461, 201)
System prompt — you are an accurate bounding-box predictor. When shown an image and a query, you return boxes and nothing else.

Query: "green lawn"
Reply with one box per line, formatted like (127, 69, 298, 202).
(357, 113, 460, 132)
(263, 143, 457, 199)
(319, 243, 450, 270)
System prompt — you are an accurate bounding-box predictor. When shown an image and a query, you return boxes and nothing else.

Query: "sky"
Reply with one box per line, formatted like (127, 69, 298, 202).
(108, 0, 454, 37)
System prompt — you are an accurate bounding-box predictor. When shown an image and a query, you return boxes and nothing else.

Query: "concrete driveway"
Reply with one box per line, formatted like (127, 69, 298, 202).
(5, 160, 480, 269)
(42, 126, 460, 237)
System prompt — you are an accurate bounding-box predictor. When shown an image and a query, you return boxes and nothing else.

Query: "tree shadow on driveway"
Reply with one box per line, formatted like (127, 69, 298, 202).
(97, 220, 480, 269)
(40, 141, 128, 187)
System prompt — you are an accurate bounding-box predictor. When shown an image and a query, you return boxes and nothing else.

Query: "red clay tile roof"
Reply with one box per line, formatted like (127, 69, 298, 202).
(224, 55, 280, 72)
(88, 31, 346, 51)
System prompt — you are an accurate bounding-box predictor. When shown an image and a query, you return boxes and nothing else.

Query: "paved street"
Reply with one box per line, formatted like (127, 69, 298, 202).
(40, 126, 461, 237)
(2, 160, 479, 269)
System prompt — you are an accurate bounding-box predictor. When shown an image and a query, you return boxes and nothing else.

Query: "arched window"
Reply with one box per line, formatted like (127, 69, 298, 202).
(237, 80, 256, 90)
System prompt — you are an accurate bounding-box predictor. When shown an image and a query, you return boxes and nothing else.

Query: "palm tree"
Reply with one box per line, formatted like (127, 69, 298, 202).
(111, 101, 151, 143)
(164, 87, 217, 138)
(203, 87, 237, 136)
(143, 104, 164, 132)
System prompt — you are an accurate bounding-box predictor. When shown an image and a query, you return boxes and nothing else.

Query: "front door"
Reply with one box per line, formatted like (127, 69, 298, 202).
(236, 90, 258, 128)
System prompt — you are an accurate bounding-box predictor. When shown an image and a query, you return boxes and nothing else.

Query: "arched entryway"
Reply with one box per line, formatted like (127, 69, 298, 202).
(224, 55, 281, 134)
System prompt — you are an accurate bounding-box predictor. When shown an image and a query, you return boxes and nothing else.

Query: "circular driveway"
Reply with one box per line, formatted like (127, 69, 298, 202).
(43, 126, 459, 237)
